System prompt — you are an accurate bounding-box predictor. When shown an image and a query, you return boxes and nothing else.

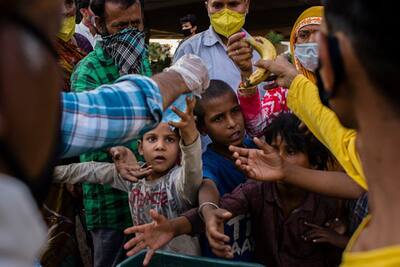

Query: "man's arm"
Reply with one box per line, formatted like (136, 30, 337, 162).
(61, 54, 209, 158)
(255, 57, 367, 190)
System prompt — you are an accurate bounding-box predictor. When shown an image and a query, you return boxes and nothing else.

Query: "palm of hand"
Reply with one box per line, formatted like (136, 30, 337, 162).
(143, 220, 174, 250)
(246, 149, 284, 181)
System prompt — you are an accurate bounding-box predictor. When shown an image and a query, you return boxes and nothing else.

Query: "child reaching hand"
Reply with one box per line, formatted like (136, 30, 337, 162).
(123, 114, 344, 267)
(54, 97, 203, 256)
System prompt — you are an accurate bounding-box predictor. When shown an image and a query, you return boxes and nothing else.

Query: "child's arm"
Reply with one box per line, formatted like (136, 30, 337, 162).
(169, 97, 202, 205)
(230, 137, 365, 199)
(54, 162, 116, 185)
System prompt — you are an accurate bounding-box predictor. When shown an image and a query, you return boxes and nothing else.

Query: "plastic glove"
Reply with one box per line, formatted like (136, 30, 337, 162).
(165, 54, 210, 97)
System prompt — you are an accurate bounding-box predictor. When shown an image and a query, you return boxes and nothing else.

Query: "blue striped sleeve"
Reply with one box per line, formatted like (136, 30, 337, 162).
(61, 74, 163, 158)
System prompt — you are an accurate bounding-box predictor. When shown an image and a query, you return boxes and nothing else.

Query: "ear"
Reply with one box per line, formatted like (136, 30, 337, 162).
(138, 140, 144, 156)
(317, 31, 335, 94)
(79, 8, 87, 18)
(192, 26, 198, 33)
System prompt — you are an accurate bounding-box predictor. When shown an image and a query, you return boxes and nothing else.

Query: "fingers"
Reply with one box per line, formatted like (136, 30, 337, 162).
(211, 247, 234, 259)
(253, 137, 275, 154)
(125, 240, 146, 257)
(304, 221, 325, 230)
(143, 249, 156, 266)
(130, 166, 153, 179)
(170, 105, 187, 120)
(228, 48, 253, 59)
(124, 234, 145, 251)
(227, 31, 246, 46)
(215, 209, 233, 221)
(186, 96, 196, 116)
(229, 145, 250, 157)
(124, 225, 144, 235)
(254, 59, 273, 71)
(150, 209, 165, 224)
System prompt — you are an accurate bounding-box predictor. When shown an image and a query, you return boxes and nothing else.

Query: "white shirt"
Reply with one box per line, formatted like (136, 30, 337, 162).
(0, 174, 47, 267)
(173, 26, 261, 92)
(75, 22, 101, 48)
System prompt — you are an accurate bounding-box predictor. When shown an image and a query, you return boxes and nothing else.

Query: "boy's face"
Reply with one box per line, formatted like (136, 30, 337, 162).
(201, 93, 245, 147)
(271, 135, 310, 168)
(139, 123, 180, 175)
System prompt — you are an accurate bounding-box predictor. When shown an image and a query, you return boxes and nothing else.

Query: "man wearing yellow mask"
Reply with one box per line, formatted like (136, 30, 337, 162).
(174, 0, 259, 92)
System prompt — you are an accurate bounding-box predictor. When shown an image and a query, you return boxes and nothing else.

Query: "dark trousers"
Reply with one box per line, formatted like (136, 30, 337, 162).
(91, 228, 126, 267)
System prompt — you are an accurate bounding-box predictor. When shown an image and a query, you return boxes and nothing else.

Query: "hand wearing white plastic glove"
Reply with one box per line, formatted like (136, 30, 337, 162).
(165, 54, 210, 96)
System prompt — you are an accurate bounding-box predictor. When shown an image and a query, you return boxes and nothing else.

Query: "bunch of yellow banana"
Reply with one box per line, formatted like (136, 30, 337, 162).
(241, 36, 277, 89)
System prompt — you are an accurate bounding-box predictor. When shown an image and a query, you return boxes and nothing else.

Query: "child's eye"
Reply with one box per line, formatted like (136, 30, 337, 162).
(286, 149, 297, 156)
(166, 137, 176, 143)
(147, 136, 157, 143)
(212, 115, 223, 122)
(232, 106, 241, 113)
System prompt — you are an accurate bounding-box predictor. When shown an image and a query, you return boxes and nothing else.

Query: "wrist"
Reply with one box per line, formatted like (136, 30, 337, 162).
(198, 202, 219, 221)
(286, 71, 300, 89)
(182, 132, 199, 146)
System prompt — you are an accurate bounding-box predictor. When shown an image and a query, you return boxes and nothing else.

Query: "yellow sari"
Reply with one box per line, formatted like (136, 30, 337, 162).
(289, 6, 323, 84)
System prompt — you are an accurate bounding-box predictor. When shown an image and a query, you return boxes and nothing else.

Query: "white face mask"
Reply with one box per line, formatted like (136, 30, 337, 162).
(294, 43, 319, 72)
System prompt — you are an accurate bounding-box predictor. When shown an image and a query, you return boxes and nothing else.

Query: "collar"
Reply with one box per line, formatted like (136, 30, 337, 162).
(203, 26, 224, 47)
(265, 182, 316, 213)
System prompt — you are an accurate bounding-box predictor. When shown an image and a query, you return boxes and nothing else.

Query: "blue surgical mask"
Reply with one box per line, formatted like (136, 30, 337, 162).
(294, 43, 319, 72)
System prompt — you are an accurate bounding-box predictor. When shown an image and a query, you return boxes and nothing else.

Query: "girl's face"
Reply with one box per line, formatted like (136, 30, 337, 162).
(271, 135, 310, 169)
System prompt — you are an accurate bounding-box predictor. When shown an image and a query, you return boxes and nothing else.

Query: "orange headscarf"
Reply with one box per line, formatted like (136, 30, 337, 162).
(290, 6, 323, 84)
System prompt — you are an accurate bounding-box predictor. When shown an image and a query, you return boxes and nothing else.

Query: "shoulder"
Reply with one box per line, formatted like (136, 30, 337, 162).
(174, 30, 208, 59)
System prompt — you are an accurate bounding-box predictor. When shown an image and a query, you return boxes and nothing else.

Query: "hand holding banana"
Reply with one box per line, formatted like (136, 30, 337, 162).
(227, 32, 277, 90)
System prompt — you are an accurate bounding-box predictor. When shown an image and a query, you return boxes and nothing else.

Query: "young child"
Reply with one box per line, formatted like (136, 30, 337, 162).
(190, 80, 257, 261)
(53, 97, 202, 256)
(125, 114, 344, 267)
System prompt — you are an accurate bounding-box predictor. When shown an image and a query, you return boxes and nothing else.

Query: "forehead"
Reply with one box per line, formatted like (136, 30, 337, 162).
(144, 123, 177, 136)
(207, 0, 244, 5)
(298, 24, 320, 32)
(203, 93, 238, 116)
(105, 1, 141, 22)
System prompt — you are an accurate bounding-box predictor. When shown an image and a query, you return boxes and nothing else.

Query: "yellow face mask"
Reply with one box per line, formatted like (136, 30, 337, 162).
(57, 16, 76, 42)
(210, 9, 246, 38)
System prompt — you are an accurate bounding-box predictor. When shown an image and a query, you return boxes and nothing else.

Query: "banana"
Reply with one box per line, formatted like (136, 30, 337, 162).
(241, 36, 277, 89)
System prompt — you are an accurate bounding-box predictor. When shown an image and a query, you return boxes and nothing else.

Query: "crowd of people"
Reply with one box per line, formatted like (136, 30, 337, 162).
(0, 0, 399, 267)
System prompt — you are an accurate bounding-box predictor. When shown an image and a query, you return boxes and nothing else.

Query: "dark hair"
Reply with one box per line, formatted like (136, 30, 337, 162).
(323, 0, 400, 112)
(76, 0, 90, 10)
(264, 113, 332, 170)
(179, 14, 197, 27)
(90, 0, 137, 18)
(194, 79, 236, 127)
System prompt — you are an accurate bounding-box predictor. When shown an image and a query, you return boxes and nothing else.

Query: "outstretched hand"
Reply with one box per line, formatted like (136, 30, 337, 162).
(110, 146, 152, 182)
(169, 96, 199, 146)
(229, 137, 284, 182)
(204, 208, 233, 258)
(124, 210, 175, 266)
(303, 221, 349, 249)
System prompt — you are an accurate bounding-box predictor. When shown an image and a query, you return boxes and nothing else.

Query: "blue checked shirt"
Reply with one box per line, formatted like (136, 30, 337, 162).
(61, 74, 163, 158)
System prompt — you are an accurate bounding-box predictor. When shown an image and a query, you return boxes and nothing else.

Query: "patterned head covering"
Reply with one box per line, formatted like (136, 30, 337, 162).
(290, 6, 323, 84)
